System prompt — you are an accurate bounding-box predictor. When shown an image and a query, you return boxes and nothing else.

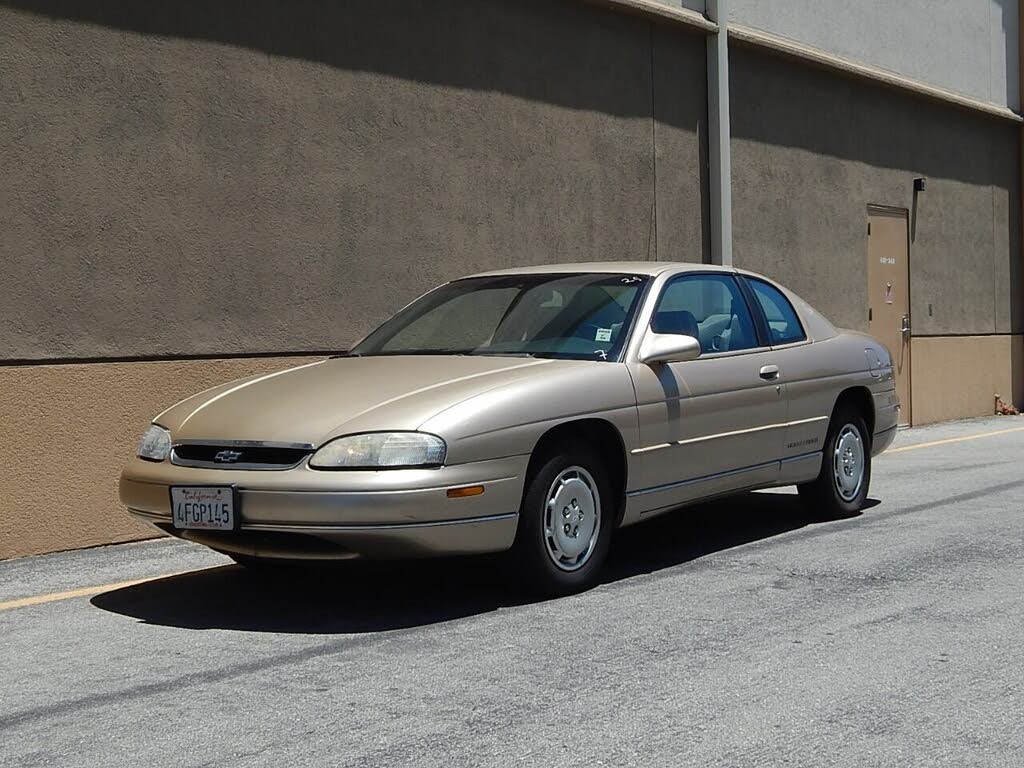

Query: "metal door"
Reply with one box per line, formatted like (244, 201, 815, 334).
(867, 206, 911, 425)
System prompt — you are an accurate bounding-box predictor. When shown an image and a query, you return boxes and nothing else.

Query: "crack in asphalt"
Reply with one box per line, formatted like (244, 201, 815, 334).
(0, 633, 386, 732)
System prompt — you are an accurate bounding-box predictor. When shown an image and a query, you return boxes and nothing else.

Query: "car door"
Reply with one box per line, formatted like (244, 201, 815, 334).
(627, 272, 787, 515)
(743, 275, 834, 480)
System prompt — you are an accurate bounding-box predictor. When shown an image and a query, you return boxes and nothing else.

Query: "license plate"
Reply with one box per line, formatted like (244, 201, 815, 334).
(170, 486, 236, 531)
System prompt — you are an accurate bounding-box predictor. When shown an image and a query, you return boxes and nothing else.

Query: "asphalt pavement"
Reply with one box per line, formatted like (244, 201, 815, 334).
(2, 416, 1023, 767)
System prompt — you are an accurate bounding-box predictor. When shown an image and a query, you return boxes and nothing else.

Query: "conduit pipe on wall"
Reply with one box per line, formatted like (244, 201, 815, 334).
(706, 0, 733, 266)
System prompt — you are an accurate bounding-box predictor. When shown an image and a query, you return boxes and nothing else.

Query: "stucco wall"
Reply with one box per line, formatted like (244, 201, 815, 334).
(0, 357, 314, 560)
(2, 0, 1021, 561)
(0, 0, 708, 364)
(730, 0, 1020, 110)
(730, 45, 1022, 337)
(642, 0, 705, 13)
(910, 335, 1024, 423)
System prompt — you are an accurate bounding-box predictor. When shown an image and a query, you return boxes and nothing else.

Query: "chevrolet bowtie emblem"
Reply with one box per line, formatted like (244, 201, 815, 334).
(213, 449, 244, 463)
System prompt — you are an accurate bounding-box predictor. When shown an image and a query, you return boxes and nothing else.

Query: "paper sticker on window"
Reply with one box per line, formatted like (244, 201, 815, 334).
(595, 328, 613, 342)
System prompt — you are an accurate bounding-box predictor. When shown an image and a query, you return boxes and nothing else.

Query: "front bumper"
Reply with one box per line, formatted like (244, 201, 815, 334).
(872, 387, 901, 456)
(120, 454, 529, 561)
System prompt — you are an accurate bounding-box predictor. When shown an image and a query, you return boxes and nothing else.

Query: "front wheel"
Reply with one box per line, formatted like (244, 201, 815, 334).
(508, 442, 613, 597)
(798, 405, 871, 519)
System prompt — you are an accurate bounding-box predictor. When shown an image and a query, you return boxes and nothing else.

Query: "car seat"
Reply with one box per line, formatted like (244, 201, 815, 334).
(723, 300, 757, 351)
(651, 309, 700, 339)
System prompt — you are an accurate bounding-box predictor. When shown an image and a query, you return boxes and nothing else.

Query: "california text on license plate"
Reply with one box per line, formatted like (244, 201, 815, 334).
(170, 486, 235, 530)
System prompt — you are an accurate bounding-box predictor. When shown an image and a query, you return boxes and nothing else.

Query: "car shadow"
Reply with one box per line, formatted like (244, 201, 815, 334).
(90, 492, 878, 634)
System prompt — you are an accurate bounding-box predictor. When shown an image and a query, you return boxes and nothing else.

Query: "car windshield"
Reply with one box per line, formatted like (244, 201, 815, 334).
(350, 273, 649, 361)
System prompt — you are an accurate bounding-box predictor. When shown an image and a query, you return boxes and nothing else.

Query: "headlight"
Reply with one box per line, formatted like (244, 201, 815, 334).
(137, 424, 172, 462)
(309, 432, 446, 470)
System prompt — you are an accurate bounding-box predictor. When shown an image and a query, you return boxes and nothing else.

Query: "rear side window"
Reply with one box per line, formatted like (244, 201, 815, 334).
(748, 279, 806, 345)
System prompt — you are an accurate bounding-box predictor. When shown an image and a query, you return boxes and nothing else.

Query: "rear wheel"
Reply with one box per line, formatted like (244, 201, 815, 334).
(798, 403, 871, 519)
(508, 441, 613, 597)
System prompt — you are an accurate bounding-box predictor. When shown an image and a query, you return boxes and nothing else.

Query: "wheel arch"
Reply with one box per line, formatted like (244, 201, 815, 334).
(834, 385, 875, 438)
(526, 419, 629, 527)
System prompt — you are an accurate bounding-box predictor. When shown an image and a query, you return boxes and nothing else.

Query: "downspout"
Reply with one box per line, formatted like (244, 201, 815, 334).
(706, 0, 733, 266)
(1019, 3, 1023, 410)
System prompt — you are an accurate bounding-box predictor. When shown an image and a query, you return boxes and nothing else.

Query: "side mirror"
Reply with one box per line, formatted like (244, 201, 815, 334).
(638, 332, 701, 365)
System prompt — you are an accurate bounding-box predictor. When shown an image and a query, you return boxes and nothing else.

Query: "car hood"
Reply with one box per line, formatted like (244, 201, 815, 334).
(156, 355, 573, 445)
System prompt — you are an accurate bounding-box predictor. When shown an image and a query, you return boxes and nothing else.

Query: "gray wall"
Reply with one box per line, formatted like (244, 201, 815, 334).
(643, 0, 706, 13)
(0, 0, 708, 362)
(730, 45, 1022, 337)
(730, 0, 1021, 110)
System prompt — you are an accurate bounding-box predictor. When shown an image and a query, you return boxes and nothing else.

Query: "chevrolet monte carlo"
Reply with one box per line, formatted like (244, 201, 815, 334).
(121, 262, 899, 594)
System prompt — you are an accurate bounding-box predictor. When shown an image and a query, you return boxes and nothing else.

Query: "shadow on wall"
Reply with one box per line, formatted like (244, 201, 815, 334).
(728, 44, 1022, 336)
(729, 43, 1019, 188)
(3, 0, 689, 122)
(0, 0, 711, 362)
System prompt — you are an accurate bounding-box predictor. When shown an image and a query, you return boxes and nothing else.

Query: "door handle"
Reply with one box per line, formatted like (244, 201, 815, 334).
(759, 364, 780, 381)
(900, 314, 911, 337)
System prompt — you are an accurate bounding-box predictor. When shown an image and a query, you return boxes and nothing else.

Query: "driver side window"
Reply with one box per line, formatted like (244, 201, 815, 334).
(652, 274, 758, 354)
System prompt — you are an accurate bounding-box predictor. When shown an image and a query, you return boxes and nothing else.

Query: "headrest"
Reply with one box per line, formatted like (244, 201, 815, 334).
(651, 309, 699, 338)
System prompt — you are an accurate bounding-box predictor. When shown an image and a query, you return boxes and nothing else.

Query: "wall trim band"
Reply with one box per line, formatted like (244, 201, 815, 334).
(729, 24, 1023, 124)
(584, 0, 718, 33)
(586, 1, 1022, 123)
(910, 332, 1024, 339)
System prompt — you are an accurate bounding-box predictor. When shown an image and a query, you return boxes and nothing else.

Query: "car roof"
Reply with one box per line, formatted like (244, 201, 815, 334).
(467, 261, 742, 279)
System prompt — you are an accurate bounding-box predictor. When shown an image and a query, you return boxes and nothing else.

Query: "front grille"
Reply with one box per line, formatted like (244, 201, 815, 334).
(172, 443, 312, 470)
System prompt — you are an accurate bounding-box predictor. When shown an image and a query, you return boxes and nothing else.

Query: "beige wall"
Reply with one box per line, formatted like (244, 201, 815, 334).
(0, 356, 316, 560)
(909, 335, 1024, 424)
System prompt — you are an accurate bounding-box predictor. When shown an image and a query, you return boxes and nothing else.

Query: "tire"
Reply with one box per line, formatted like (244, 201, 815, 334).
(798, 403, 872, 520)
(508, 441, 614, 597)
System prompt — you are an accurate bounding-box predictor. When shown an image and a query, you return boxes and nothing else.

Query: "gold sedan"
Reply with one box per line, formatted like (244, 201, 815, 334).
(121, 263, 899, 595)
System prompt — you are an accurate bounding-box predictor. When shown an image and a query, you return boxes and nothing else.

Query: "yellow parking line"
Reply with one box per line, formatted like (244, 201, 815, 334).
(887, 425, 1024, 454)
(0, 571, 189, 613)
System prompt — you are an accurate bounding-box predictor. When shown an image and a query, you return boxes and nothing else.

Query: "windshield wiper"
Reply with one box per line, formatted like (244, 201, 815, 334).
(477, 351, 538, 358)
(368, 349, 476, 356)
(334, 349, 544, 358)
